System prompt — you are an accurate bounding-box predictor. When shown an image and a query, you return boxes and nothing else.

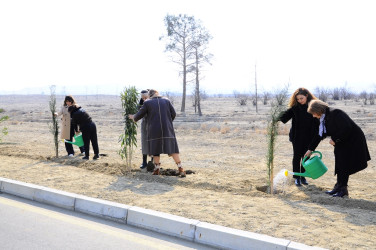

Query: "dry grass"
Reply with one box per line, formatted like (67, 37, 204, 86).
(0, 95, 375, 250)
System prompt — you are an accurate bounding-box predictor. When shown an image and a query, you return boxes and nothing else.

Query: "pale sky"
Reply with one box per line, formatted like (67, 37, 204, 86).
(1, 0, 375, 95)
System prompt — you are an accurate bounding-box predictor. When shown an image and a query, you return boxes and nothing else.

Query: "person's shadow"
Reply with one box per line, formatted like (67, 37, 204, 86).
(281, 184, 376, 226)
(106, 172, 177, 195)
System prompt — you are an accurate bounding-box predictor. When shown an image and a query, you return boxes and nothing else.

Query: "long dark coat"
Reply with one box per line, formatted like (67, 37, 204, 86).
(279, 104, 319, 175)
(310, 108, 371, 176)
(133, 96, 179, 155)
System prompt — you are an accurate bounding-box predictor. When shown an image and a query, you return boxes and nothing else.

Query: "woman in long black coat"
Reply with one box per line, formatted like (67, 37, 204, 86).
(131, 89, 185, 177)
(306, 100, 371, 197)
(279, 88, 319, 186)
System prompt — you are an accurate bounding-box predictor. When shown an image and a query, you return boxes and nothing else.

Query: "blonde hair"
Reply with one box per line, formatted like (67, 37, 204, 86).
(308, 99, 329, 115)
(288, 88, 317, 108)
(148, 89, 159, 98)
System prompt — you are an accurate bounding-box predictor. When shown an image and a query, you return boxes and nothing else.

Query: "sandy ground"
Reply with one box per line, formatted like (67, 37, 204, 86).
(0, 94, 375, 249)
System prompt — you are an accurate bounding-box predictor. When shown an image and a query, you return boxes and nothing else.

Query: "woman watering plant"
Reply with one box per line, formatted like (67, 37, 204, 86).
(55, 95, 85, 157)
(279, 88, 319, 186)
(305, 100, 371, 197)
(68, 104, 100, 160)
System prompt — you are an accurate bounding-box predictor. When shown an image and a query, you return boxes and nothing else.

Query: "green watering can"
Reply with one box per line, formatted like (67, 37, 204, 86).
(285, 151, 328, 179)
(64, 134, 84, 147)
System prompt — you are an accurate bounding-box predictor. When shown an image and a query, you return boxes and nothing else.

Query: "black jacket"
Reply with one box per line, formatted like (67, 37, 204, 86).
(310, 108, 370, 175)
(279, 104, 319, 149)
(69, 105, 92, 131)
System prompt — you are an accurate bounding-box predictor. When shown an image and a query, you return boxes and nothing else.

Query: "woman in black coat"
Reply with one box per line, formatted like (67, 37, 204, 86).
(306, 100, 371, 197)
(279, 88, 319, 186)
(68, 105, 100, 160)
(130, 89, 185, 177)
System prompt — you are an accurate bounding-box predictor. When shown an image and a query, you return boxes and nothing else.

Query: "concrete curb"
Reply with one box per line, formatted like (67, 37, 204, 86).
(195, 221, 290, 249)
(127, 206, 200, 241)
(0, 177, 326, 250)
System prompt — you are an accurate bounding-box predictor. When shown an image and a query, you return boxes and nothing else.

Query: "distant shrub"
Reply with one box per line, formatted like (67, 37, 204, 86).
(220, 126, 230, 134)
(359, 91, 368, 105)
(233, 91, 249, 106)
(209, 126, 219, 132)
(163, 91, 177, 106)
(332, 88, 340, 100)
(314, 87, 330, 102)
(200, 123, 208, 131)
(262, 91, 270, 105)
(369, 93, 375, 105)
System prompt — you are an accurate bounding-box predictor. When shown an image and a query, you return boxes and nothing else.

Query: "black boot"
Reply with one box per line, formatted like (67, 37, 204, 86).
(295, 177, 302, 186)
(333, 186, 349, 197)
(301, 177, 308, 185)
(325, 183, 340, 195)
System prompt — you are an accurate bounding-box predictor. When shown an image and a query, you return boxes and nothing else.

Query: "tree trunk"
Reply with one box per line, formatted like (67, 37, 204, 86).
(181, 38, 187, 113)
(195, 50, 202, 116)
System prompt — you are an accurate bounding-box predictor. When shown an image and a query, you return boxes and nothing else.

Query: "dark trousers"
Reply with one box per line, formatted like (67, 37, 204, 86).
(65, 126, 85, 155)
(337, 172, 350, 187)
(292, 142, 308, 178)
(81, 122, 99, 157)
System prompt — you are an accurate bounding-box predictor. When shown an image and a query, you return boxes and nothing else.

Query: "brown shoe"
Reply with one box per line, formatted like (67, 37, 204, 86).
(152, 168, 160, 175)
(178, 167, 186, 177)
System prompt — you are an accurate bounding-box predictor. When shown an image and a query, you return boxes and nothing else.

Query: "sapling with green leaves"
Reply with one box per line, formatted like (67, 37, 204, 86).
(48, 85, 59, 157)
(119, 86, 139, 173)
(266, 87, 288, 194)
(0, 108, 9, 142)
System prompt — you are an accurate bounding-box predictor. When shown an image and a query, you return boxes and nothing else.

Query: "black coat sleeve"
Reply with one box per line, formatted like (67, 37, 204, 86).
(279, 108, 293, 124)
(169, 101, 176, 121)
(134, 103, 148, 122)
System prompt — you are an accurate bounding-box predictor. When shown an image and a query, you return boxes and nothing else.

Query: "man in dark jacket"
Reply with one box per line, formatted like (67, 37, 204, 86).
(68, 105, 100, 160)
(130, 89, 185, 177)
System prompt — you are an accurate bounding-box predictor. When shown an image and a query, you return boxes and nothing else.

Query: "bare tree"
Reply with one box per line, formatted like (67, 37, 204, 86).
(314, 87, 330, 102)
(262, 91, 270, 105)
(369, 93, 375, 105)
(340, 86, 353, 100)
(332, 87, 340, 100)
(162, 91, 176, 106)
(189, 20, 213, 116)
(254, 64, 258, 113)
(49, 85, 59, 158)
(359, 91, 368, 105)
(233, 91, 249, 106)
(160, 14, 197, 113)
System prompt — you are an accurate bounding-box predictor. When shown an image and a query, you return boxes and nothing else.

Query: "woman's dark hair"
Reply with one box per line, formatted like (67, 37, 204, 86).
(288, 88, 317, 108)
(63, 95, 76, 106)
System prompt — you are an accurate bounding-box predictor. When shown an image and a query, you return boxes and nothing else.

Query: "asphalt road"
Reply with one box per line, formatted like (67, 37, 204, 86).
(0, 193, 214, 250)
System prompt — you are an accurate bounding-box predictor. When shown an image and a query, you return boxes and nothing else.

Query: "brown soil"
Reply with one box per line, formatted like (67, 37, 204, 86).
(0, 95, 375, 249)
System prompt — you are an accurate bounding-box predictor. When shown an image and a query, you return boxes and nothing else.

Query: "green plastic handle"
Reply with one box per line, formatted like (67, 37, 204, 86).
(302, 151, 322, 165)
